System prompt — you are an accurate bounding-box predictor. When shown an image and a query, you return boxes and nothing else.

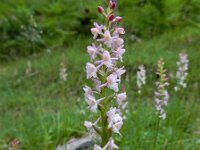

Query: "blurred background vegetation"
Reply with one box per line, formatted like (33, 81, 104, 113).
(0, 0, 200, 149)
(0, 0, 199, 61)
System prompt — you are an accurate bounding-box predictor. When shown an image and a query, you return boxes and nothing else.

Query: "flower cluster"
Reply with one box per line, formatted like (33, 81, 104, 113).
(84, 1, 126, 149)
(154, 59, 169, 120)
(137, 65, 146, 94)
(174, 53, 189, 91)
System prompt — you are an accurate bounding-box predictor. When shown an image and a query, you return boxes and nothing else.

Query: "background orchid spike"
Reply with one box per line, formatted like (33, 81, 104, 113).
(84, 0, 126, 149)
(174, 52, 189, 91)
(154, 58, 169, 120)
(137, 65, 146, 94)
(59, 54, 68, 81)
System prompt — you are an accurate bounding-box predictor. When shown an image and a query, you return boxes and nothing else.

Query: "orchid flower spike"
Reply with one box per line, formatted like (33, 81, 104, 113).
(84, 0, 126, 148)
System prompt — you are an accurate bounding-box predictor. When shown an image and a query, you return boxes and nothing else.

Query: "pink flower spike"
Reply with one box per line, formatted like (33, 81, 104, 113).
(86, 63, 97, 79)
(84, 1, 126, 147)
(98, 6, 104, 14)
(154, 59, 169, 120)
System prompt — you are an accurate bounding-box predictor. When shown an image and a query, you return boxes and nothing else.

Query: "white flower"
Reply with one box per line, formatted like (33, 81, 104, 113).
(104, 30, 112, 42)
(93, 138, 118, 150)
(116, 92, 127, 106)
(107, 138, 118, 150)
(83, 86, 93, 98)
(107, 107, 123, 134)
(113, 67, 126, 82)
(114, 47, 125, 62)
(102, 51, 113, 68)
(85, 95, 104, 112)
(107, 107, 117, 120)
(84, 118, 100, 135)
(111, 38, 124, 50)
(113, 28, 125, 37)
(94, 145, 104, 150)
(86, 63, 97, 79)
(91, 22, 104, 39)
(98, 30, 113, 47)
(95, 51, 118, 69)
(106, 74, 119, 92)
(84, 121, 93, 129)
(87, 44, 101, 60)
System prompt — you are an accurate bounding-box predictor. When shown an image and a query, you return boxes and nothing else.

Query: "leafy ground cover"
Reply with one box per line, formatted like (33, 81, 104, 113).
(0, 25, 200, 149)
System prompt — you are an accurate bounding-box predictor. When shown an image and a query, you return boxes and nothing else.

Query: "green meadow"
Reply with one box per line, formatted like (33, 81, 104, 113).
(0, 0, 200, 149)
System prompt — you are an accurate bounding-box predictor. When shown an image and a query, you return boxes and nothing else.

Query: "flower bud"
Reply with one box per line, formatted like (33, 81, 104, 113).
(115, 16, 122, 22)
(110, 1, 116, 9)
(108, 14, 115, 21)
(98, 6, 104, 14)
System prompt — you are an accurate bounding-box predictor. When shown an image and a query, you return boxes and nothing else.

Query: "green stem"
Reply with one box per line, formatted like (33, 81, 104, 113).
(99, 89, 110, 146)
(99, 66, 112, 146)
(152, 115, 161, 150)
(101, 110, 109, 146)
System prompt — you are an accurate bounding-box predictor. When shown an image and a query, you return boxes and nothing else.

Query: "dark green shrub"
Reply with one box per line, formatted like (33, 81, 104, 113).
(118, 0, 200, 38)
(0, 0, 199, 60)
